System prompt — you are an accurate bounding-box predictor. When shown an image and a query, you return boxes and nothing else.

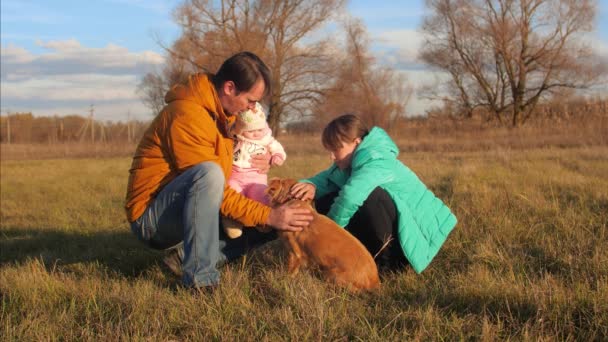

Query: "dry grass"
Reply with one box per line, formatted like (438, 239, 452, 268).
(1, 126, 607, 340)
(0, 142, 138, 161)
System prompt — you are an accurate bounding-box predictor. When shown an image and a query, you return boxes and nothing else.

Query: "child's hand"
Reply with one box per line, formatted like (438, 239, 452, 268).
(290, 182, 316, 201)
(270, 155, 284, 166)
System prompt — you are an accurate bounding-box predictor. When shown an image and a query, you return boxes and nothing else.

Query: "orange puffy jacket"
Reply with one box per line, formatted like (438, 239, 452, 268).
(125, 73, 270, 226)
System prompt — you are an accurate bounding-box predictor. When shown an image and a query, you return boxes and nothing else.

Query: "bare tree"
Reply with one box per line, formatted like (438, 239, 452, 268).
(420, 0, 605, 126)
(136, 41, 200, 117)
(136, 73, 167, 116)
(317, 19, 413, 130)
(138, 0, 345, 134)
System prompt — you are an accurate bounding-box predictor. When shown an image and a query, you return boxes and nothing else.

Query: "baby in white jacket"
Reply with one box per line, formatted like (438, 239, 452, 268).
(223, 102, 286, 238)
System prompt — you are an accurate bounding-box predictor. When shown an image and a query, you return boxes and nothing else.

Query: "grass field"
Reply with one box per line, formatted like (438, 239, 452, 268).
(1, 138, 607, 340)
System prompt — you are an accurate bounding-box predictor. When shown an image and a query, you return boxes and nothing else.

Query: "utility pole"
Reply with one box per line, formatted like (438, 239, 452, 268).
(99, 120, 106, 143)
(59, 118, 64, 142)
(6, 111, 11, 144)
(89, 104, 95, 143)
(127, 110, 132, 143)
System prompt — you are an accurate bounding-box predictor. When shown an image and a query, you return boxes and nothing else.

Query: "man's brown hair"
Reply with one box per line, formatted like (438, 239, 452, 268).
(212, 51, 271, 97)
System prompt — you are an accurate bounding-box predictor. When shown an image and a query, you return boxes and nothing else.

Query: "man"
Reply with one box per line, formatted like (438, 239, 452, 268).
(126, 52, 313, 291)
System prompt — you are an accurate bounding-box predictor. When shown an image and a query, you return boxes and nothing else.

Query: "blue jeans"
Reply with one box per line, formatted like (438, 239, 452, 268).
(130, 162, 276, 287)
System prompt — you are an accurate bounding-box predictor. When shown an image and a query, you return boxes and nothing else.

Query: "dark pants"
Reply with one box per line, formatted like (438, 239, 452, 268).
(315, 187, 408, 271)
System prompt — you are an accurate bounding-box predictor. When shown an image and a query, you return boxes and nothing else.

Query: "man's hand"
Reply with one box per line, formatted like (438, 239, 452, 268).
(266, 202, 314, 232)
(290, 182, 316, 201)
(249, 152, 272, 174)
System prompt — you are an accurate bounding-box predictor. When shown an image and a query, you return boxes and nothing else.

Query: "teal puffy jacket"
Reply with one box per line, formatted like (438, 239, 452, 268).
(303, 127, 457, 273)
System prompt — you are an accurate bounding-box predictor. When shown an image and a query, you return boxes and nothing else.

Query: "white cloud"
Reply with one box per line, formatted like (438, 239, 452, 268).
(349, 4, 425, 22)
(369, 29, 427, 70)
(376, 29, 423, 53)
(589, 35, 608, 58)
(31, 39, 164, 71)
(399, 69, 450, 87)
(2, 74, 140, 101)
(2, 39, 164, 79)
(1, 40, 164, 121)
(397, 69, 450, 116)
(0, 44, 35, 64)
(36, 38, 82, 51)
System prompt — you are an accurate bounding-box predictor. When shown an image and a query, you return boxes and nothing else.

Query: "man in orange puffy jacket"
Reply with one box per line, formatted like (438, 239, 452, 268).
(126, 52, 313, 291)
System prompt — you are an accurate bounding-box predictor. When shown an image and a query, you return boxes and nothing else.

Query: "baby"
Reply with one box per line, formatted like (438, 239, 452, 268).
(223, 102, 287, 238)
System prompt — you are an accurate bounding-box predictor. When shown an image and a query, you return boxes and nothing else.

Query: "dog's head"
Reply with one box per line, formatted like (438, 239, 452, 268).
(266, 178, 298, 206)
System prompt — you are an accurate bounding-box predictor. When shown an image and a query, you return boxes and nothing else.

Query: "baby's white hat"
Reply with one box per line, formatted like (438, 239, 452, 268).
(234, 102, 268, 133)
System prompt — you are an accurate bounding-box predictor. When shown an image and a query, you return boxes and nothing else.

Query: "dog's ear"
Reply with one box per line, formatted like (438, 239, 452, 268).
(279, 179, 294, 198)
(266, 178, 282, 198)
(268, 178, 279, 188)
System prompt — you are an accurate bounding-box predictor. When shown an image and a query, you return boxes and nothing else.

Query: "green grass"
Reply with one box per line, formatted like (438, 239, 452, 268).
(1, 147, 607, 340)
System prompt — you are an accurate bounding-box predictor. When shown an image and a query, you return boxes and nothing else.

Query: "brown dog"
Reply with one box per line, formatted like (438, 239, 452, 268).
(266, 178, 380, 293)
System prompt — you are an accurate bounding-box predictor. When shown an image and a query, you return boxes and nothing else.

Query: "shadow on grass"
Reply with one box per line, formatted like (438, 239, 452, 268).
(437, 290, 539, 326)
(0, 227, 160, 278)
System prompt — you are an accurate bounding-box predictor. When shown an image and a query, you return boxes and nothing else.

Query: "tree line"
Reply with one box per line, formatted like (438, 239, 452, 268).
(0, 96, 605, 144)
(0, 112, 148, 144)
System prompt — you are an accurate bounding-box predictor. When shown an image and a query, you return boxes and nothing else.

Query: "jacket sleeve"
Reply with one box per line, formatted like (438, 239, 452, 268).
(267, 138, 287, 161)
(327, 159, 395, 227)
(301, 167, 340, 199)
(221, 186, 271, 227)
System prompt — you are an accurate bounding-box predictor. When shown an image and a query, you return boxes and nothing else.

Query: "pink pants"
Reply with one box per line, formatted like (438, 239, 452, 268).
(228, 167, 269, 205)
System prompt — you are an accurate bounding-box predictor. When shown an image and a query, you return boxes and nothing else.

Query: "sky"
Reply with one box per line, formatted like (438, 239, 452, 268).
(1, 0, 607, 122)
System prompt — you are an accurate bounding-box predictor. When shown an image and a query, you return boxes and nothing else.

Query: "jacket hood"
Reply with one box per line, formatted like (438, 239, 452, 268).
(352, 127, 399, 168)
(164, 73, 232, 125)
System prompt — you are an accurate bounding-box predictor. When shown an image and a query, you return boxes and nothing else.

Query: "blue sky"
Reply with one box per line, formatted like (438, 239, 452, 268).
(1, 0, 607, 121)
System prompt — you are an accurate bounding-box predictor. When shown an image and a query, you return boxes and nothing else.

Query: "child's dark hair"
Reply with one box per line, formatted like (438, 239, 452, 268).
(322, 114, 369, 150)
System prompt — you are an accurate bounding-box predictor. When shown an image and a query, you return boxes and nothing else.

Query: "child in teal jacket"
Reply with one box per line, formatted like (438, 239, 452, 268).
(291, 114, 457, 273)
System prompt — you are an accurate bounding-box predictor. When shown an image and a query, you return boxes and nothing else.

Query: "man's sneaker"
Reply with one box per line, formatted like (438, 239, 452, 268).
(162, 246, 184, 278)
